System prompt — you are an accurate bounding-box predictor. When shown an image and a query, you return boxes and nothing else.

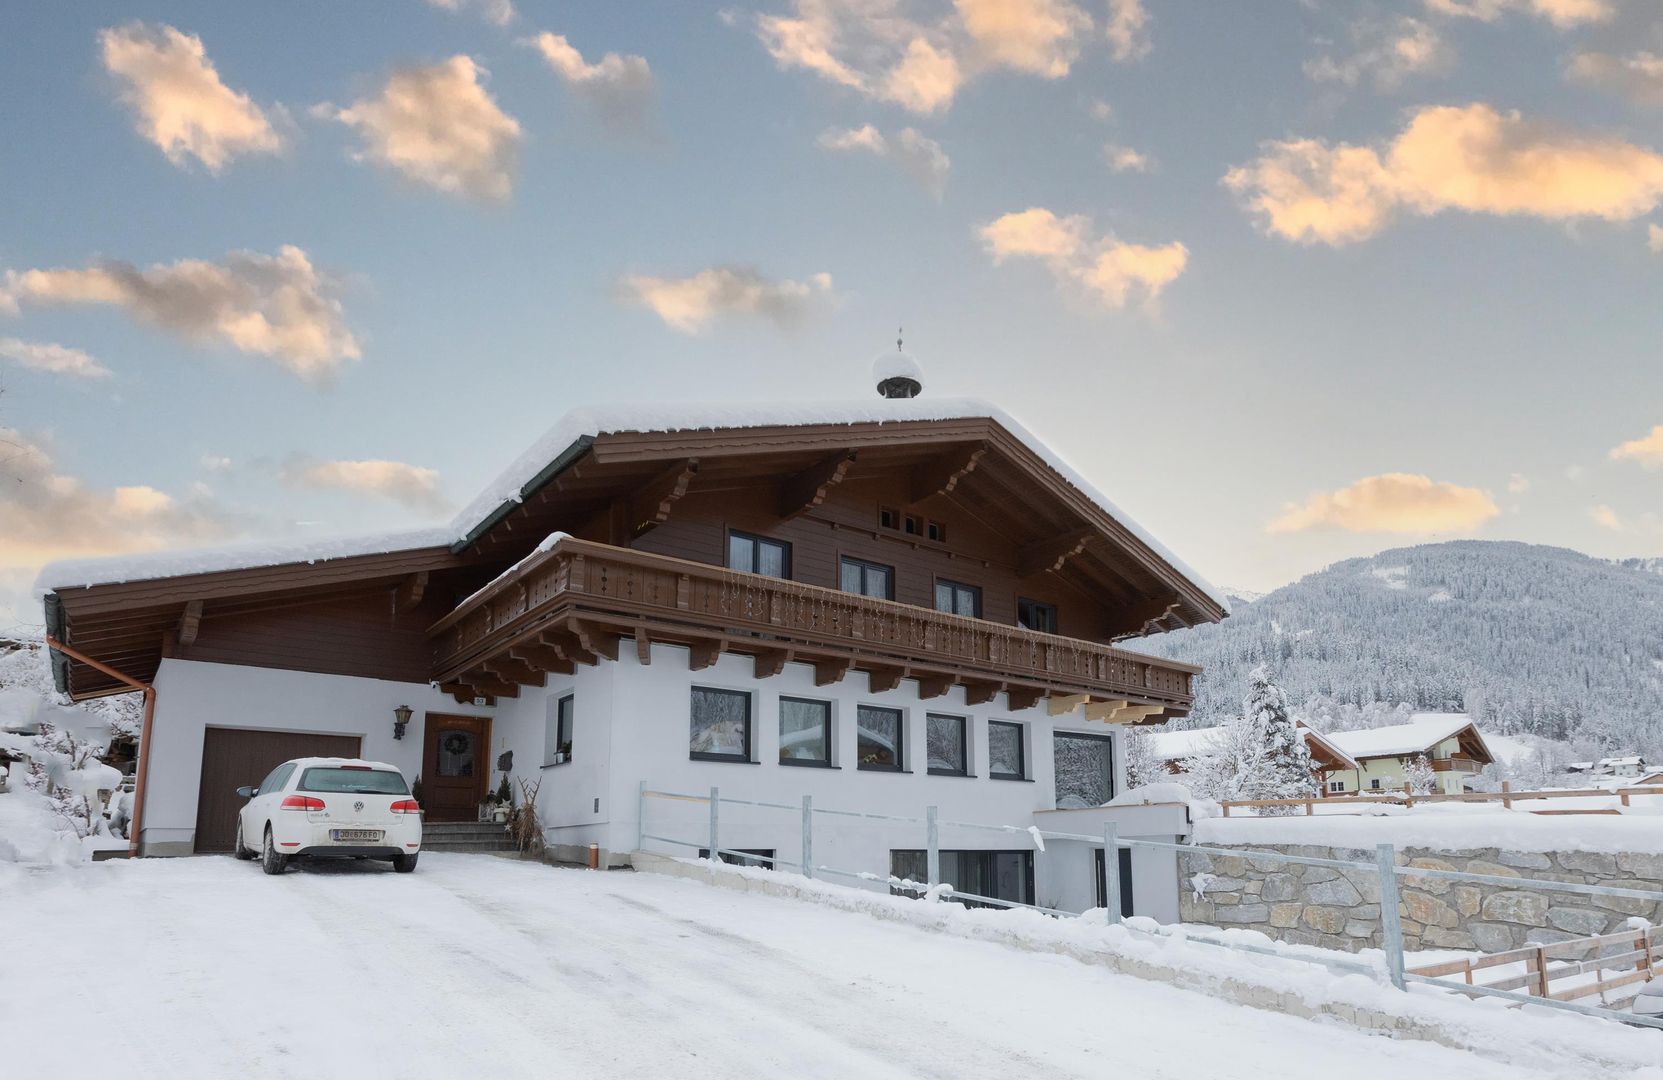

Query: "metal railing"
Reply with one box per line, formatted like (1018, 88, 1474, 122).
(1220, 781, 1663, 816)
(635, 781, 1663, 1031)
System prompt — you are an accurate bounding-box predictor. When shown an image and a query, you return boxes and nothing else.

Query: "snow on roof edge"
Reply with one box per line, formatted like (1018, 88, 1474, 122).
(35, 398, 1228, 612)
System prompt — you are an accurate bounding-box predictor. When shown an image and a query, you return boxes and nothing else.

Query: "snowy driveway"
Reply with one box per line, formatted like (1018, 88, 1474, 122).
(0, 854, 1642, 1079)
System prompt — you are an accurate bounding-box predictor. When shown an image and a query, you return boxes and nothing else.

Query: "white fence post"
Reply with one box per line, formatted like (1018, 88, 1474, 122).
(1376, 843, 1406, 990)
(1104, 822, 1122, 924)
(801, 794, 813, 879)
(926, 805, 940, 889)
(708, 786, 720, 863)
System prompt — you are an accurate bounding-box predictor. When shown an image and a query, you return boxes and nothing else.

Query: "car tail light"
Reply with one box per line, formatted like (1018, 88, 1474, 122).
(390, 799, 421, 815)
(280, 795, 326, 811)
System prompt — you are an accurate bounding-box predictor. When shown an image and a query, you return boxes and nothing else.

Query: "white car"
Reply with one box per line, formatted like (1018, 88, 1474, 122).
(234, 757, 421, 875)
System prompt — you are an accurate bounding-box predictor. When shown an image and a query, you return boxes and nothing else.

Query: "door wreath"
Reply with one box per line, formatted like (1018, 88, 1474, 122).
(442, 732, 472, 756)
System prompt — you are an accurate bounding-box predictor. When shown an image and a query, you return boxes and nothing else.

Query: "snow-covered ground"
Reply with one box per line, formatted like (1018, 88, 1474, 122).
(2, 854, 1657, 1080)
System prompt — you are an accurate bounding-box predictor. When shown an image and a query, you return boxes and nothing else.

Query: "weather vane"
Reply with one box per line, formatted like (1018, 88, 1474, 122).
(897, 326, 903, 352)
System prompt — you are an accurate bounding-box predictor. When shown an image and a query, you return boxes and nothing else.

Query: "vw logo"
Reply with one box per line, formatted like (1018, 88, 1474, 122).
(353, 800, 364, 812)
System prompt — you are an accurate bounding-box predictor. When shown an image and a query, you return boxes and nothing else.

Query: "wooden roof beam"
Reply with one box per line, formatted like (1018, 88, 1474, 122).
(1006, 686, 1044, 712)
(1110, 596, 1183, 640)
(779, 450, 856, 520)
(915, 673, 953, 700)
(1047, 692, 1089, 716)
(630, 458, 699, 536)
(910, 444, 985, 504)
(568, 619, 619, 662)
(176, 600, 203, 647)
(813, 657, 851, 686)
(964, 680, 1003, 706)
(392, 571, 429, 614)
(867, 665, 906, 694)
(1018, 528, 1095, 578)
(509, 643, 575, 677)
(754, 648, 792, 679)
(689, 637, 725, 671)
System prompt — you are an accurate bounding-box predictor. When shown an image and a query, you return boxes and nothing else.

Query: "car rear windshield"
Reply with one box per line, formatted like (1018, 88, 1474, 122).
(298, 767, 409, 795)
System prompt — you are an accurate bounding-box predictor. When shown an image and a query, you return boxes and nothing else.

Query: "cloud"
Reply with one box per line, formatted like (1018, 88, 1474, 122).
(98, 22, 283, 172)
(199, 453, 234, 473)
(1569, 51, 1663, 107)
(425, 0, 516, 26)
(522, 32, 655, 132)
(1506, 472, 1530, 493)
(0, 246, 358, 381)
(320, 56, 521, 201)
(754, 0, 1103, 114)
(0, 338, 111, 379)
(1305, 17, 1453, 93)
(1422, 0, 1611, 29)
(0, 429, 239, 571)
(817, 124, 950, 196)
(1105, 0, 1151, 62)
(619, 267, 834, 334)
(1104, 143, 1153, 172)
(1610, 424, 1663, 468)
(978, 207, 1186, 309)
(1590, 504, 1625, 530)
(1225, 103, 1663, 245)
(1268, 473, 1500, 533)
(281, 457, 447, 513)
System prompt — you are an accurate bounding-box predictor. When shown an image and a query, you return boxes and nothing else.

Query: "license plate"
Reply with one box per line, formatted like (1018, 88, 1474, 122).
(331, 829, 383, 842)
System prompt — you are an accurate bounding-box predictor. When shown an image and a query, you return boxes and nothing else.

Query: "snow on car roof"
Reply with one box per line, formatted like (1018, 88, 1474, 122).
(287, 757, 404, 772)
(36, 398, 1227, 611)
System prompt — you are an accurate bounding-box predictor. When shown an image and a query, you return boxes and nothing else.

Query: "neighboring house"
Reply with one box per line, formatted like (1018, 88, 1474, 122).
(1637, 770, 1663, 786)
(40, 385, 1228, 919)
(1322, 714, 1495, 796)
(1566, 755, 1648, 779)
(1145, 721, 1357, 788)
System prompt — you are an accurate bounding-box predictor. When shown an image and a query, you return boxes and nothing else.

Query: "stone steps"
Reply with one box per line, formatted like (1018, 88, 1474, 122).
(421, 821, 517, 852)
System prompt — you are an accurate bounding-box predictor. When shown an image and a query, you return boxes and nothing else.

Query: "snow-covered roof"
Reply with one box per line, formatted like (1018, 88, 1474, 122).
(1324, 714, 1489, 761)
(35, 398, 1227, 611)
(1146, 723, 1357, 770)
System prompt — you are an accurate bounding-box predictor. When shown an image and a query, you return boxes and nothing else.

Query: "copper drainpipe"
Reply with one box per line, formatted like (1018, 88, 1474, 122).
(45, 635, 157, 858)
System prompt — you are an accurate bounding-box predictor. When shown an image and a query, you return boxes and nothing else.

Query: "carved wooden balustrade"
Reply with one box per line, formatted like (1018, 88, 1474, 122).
(429, 537, 1197, 714)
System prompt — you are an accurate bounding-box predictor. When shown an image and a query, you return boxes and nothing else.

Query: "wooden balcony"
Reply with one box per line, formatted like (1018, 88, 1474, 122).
(1431, 757, 1486, 775)
(428, 537, 1197, 721)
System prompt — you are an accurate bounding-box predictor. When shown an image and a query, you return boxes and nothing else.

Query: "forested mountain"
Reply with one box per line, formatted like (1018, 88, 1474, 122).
(1142, 541, 1663, 755)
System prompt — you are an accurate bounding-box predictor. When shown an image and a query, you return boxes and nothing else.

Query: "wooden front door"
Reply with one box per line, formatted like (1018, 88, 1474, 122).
(420, 713, 490, 822)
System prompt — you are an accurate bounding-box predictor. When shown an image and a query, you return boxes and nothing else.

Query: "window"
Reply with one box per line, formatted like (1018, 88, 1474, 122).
(926, 520, 946, 543)
(857, 705, 903, 771)
(988, 721, 1025, 780)
(1017, 598, 1057, 634)
(879, 506, 899, 530)
(1327, 779, 1345, 794)
(1369, 777, 1383, 790)
(690, 687, 751, 762)
(298, 767, 409, 795)
(934, 579, 981, 618)
(903, 513, 922, 536)
(727, 531, 790, 578)
(840, 556, 893, 599)
(257, 762, 294, 795)
(1054, 731, 1115, 808)
(926, 714, 968, 776)
(779, 697, 832, 766)
(544, 694, 574, 766)
(698, 848, 775, 869)
(890, 850, 1034, 909)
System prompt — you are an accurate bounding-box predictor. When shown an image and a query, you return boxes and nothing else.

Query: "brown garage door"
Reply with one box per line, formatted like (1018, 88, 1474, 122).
(194, 727, 361, 853)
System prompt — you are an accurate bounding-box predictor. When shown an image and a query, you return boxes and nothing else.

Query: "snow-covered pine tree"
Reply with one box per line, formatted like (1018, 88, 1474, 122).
(1247, 665, 1316, 813)
(1122, 729, 1164, 790)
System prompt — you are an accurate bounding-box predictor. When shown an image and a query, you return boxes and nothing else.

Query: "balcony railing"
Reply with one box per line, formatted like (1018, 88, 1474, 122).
(1430, 757, 1485, 774)
(429, 537, 1197, 711)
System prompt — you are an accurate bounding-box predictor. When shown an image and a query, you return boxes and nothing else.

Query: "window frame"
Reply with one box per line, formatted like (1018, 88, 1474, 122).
(889, 849, 1035, 909)
(1052, 729, 1117, 809)
(987, 720, 1027, 781)
(778, 696, 835, 768)
(925, 713, 969, 777)
(933, 578, 982, 618)
(1016, 597, 1058, 634)
(1327, 779, 1345, 794)
(726, 530, 791, 579)
(856, 704, 905, 772)
(698, 848, 776, 869)
(689, 686, 754, 764)
(839, 556, 895, 600)
(544, 693, 575, 768)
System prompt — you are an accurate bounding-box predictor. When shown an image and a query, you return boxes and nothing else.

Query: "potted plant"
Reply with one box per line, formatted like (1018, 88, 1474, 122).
(488, 775, 513, 824)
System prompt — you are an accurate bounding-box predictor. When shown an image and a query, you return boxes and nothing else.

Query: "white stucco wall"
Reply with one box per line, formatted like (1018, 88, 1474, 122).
(142, 659, 495, 854)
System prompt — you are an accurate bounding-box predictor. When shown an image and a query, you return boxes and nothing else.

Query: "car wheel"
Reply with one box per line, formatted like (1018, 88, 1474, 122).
(261, 826, 288, 876)
(233, 819, 256, 860)
(391, 851, 418, 873)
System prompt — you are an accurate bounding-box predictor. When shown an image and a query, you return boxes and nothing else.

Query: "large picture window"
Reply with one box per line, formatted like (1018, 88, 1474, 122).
(857, 705, 903, 771)
(690, 687, 751, 762)
(934, 580, 980, 618)
(890, 850, 1034, 909)
(544, 694, 574, 766)
(988, 720, 1025, 780)
(779, 697, 832, 766)
(839, 557, 893, 599)
(926, 714, 967, 776)
(727, 531, 790, 578)
(1054, 731, 1115, 808)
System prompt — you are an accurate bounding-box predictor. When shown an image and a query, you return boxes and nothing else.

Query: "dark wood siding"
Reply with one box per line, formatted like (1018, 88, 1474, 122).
(194, 727, 361, 853)
(177, 594, 446, 684)
(629, 474, 1106, 639)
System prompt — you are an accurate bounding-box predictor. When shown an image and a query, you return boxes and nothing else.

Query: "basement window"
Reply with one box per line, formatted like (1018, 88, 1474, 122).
(699, 848, 775, 869)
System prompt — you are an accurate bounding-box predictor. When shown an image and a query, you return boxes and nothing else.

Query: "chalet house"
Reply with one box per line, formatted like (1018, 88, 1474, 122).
(40, 386, 1228, 918)
(1144, 720, 1357, 782)
(1321, 714, 1495, 796)
(1566, 755, 1649, 779)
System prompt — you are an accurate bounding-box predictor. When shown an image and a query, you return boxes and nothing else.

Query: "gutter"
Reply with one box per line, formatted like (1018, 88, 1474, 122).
(449, 435, 594, 555)
(44, 635, 156, 859)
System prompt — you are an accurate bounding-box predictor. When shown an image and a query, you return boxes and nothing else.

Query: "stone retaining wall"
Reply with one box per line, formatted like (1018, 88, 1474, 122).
(1178, 845, 1663, 953)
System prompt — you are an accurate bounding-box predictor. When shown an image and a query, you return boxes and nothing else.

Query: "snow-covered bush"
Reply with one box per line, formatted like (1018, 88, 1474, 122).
(1402, 754, 1437, 796)
(1122, 728, 1166, 790)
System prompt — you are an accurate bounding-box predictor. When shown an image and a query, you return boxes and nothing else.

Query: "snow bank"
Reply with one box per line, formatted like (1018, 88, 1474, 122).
(1107, 781, 1221, 819)
(1197, 805, 1663, 854)
(36, 399, 1228, 612)
(0, 787, 86, 864)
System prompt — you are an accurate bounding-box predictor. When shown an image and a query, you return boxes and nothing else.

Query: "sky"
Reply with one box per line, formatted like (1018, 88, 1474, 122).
(2, 0, 1663, 630)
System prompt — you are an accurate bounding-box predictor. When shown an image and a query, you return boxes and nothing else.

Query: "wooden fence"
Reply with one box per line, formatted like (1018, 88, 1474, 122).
(1409, 925, 1661, 1007)
(1219, 782, 1663, 817)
